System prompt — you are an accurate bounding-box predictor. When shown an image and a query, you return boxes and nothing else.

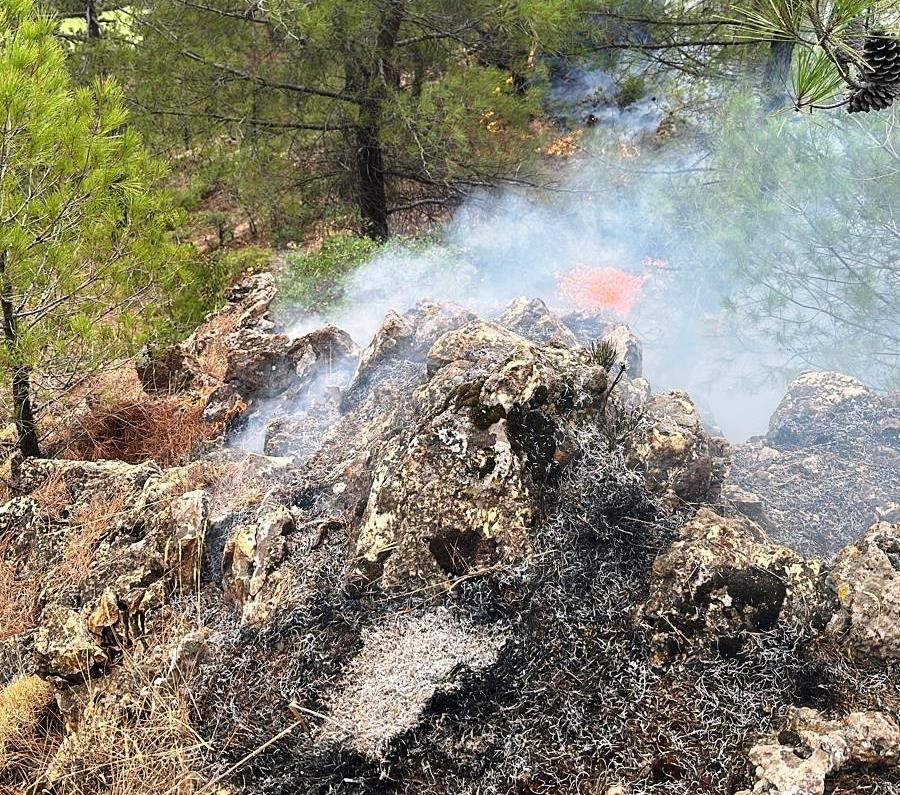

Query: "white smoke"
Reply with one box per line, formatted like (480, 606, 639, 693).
(273, 69, 897, 444)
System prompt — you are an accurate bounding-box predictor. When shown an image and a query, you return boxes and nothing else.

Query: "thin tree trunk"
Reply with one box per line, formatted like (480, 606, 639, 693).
(86, 0, 101, 39)
(0, 251, 41, 459)
(765, 40, 795, 107)
(347, 0, 404, 240)
(355, 113, 389, 241)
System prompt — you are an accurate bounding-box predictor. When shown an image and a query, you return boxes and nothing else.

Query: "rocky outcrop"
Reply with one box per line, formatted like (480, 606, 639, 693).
(641, 509, 827, 663)
(4, 280, 900, 795)
(727, 371, 899, 557)
(352, 320, 609, 588)
(826, 520, 900, 663)
(497, 296, 579, 347)
(1, 458, 207, 679)
(137, 273, 358, 432)
(738, 708, 900, 795)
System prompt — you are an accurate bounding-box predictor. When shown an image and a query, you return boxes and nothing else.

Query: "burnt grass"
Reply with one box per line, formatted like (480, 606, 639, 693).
(186, 425, 900, 795)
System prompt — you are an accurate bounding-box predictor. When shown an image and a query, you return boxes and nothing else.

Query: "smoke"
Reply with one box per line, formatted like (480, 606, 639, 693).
(275, 68, 898, 444)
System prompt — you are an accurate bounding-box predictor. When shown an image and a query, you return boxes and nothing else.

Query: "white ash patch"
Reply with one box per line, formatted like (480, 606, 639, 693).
(320, 610, 505, 758)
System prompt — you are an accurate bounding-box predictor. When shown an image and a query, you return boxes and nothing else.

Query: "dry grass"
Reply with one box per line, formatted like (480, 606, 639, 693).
(58, 398, 224, 468)
(0, 674, 56, 785)
(41, 629, 210, 795)
(31, 469, 73, 522)
(0, 535, 37, 642)
(52, 493, 128, 588)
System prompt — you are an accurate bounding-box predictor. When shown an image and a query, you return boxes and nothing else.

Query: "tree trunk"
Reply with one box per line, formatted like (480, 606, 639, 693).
(765, 40, 795, 107)
(355, 111, 389, 241)
(86, 0, 101, 39)
(0, 251, 41, 459)
(347, 0, 404, 241)
(11, 366, 40, 459)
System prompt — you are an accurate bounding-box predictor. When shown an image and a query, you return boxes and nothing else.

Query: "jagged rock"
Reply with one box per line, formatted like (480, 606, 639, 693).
(202, 383, 246, 424)
(222, 503, 294, 623)
(826, 521, 900, 662)
(767, 371, 879, 450)
(345, 301, 475, 404)
(624, 391, 728, 508)
(353, 320, 608, 588)
(497, 296, 579, 347)
(737, 707, 900, 794)
(728, 372, 899, 556)
(559, 309, 614, 346)
(0, 458, 213, 685)
(143, 273, 279, 397)
(603, 324, 643, 377)
(321, 610, 506, 759)
(641, 509, 826, 663)
(33, 606, 106, 678)
(171, 490, 209, 584)
(221, 324, 356, 400)
(722, 483, 774, 530)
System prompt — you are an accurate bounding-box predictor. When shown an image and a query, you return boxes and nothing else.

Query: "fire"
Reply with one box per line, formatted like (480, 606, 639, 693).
(558, 266, 646, 316)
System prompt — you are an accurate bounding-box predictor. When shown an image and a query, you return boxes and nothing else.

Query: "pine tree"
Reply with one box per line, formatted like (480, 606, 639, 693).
(0, 0, 180, 459)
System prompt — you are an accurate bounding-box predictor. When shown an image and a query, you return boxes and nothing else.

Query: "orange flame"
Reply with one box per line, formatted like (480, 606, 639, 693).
(558, 266, 646, 316)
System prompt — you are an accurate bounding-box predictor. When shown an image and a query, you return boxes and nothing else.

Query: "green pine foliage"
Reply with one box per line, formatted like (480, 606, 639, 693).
(0, 0, 190, 455)
(675, 93, 899, 385)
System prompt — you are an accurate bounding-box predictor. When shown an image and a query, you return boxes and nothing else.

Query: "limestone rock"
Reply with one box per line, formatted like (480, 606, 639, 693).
(33, 606, 106, 678)
(737, 707, 900, 794)
(826, 521, 900, 662)
(603, 324, 643, 377)
(0, 458, 216, 685)
(222, 503, 294, 623)
(345, 301, 475, 405)
(170, 490, 209, 585)
(728, 372, 899, 557)
(767, 371, 878, 450)
(641, 509, 825, 663)
(497, 296, 579, 347)
(624, 391, 727, 508)
(221, 324, 356, 400)
(353, 320, 608, 588)
(559, 310, 614, 346)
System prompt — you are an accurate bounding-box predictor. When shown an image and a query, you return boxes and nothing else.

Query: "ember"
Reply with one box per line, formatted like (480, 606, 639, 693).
(558, 265, 646, 316)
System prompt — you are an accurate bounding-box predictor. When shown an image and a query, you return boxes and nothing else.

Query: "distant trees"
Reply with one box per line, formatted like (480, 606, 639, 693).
(90, 0, 601, 240)
(0, 0, 181, 458)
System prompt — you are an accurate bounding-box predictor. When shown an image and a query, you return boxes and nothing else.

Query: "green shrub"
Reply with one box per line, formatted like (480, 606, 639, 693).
(277, 234, 381, 313)
(616, 74, 646, 108)
(156, 246, 273, 342)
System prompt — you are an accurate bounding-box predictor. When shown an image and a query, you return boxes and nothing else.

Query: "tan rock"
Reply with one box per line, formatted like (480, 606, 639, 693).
(34, 606, 106, 678)
(624, 391, 727, 508)
(738, 707, 900, 794)
(827, 521, 900, 662)
(641, 509, 824, 663)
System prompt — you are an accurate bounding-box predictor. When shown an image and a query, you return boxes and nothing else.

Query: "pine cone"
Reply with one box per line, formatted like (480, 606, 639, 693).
(847, 31, 900, 113)
(848, 82, 898, 112)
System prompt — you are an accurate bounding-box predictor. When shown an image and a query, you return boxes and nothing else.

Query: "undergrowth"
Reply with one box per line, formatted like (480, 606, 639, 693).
(58, 398, 222, 467)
